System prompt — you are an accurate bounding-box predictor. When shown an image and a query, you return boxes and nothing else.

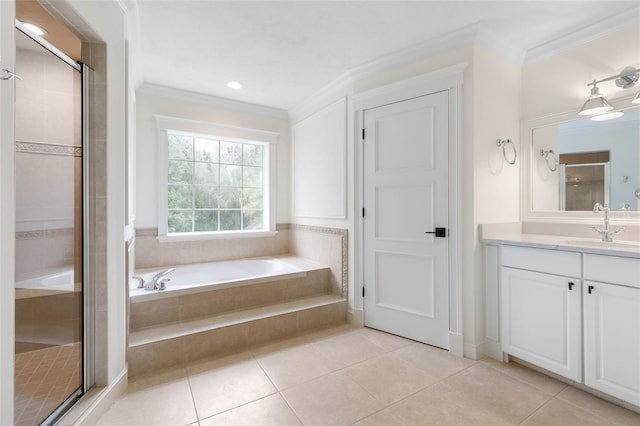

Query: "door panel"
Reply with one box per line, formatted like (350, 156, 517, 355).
(363, 91, 449, 348)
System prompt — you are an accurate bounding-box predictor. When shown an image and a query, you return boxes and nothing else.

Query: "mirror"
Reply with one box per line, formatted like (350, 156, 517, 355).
(530, 106, 640, 213)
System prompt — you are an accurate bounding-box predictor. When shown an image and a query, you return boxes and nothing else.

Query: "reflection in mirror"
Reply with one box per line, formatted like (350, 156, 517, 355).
(531, 107, 640, 212)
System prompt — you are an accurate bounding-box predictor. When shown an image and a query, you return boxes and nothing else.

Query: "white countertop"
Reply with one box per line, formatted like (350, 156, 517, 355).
(481, 231, 640, 259)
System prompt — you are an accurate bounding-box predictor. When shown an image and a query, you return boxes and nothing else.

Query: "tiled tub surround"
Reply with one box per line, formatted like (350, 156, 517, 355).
(134, 224, 348, 296)
(128, 256, 346, 377)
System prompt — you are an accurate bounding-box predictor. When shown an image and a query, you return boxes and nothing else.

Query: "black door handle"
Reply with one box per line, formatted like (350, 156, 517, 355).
(588, 285, 594, 294)
(425, 228, 446, 238)
(568, 282, 574, 290)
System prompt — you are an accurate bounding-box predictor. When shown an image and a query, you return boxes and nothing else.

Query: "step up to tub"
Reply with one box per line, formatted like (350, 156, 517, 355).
(128, 294, 346, 377)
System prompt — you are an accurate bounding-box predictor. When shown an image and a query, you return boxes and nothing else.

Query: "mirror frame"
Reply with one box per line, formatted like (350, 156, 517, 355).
(522, 96, 640, 224)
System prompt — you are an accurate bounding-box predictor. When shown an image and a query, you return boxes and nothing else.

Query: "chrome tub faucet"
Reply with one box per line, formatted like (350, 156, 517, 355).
(131, 267, 175, 291)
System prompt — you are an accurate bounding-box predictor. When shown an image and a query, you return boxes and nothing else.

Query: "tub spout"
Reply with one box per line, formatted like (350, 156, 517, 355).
(151, 268, 175, 290)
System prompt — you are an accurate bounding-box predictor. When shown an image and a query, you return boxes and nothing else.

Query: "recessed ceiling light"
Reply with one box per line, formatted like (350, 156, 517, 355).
(23, 23, 47, 37)
(227, 81, 242, 89)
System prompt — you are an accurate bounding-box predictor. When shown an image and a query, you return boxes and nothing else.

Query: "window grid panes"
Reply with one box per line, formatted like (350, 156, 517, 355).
(167, 132, 265, 233)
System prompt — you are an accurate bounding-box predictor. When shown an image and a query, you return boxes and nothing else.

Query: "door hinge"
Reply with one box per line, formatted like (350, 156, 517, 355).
(362, 286, 365, 297)
(362, 128, 365, 140)
(362, 207, 365, 218)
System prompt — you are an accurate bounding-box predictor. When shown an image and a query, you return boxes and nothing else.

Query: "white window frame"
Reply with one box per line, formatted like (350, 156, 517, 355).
(155, 115, 278, 241)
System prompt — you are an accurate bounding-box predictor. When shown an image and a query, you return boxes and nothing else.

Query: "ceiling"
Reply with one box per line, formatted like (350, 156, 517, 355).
(134, 1, 639, 111)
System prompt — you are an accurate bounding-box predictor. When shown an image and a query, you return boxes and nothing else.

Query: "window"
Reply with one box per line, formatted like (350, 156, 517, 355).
(156, 116, 278, 240)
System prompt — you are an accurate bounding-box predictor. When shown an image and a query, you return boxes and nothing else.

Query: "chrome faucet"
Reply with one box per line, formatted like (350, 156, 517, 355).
(592, 203, 625, 242)
(131, 268, 175, 291)
(150, 268, 175, 290)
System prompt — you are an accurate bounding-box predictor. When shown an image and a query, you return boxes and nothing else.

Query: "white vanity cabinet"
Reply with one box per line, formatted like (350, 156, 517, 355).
(582, 254, 640, 407)
(497, 245, 640, 408)
(500, 246, 583, 382)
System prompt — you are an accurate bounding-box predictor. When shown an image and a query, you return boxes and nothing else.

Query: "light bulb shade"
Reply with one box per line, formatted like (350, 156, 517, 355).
(633, 90, 640, 104)
(590, 110, 624, 121)
(578, 86, 614, 116)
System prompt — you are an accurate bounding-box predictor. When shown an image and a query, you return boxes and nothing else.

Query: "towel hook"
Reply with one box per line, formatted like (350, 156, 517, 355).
(496, 138, 517, 165)
(539, 149, 558, 172)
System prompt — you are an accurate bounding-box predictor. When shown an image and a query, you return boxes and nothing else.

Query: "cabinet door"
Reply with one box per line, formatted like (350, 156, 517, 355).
(584, 281, 640, 407)
(501, 267, 582, 381)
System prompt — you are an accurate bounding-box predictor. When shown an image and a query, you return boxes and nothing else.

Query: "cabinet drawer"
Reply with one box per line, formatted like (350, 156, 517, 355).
(584, 254, 640, 288)
(502, 245, 581, 277)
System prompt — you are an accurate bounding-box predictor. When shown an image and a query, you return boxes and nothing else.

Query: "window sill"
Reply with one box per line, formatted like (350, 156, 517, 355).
(156, 230, 278, 243)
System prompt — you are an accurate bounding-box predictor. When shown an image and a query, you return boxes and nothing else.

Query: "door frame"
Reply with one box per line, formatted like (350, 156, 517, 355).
(352, 63, 466, 355)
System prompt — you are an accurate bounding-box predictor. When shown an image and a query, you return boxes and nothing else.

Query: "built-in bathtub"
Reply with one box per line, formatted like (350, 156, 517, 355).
(15, 267, 76, 293)
(130, 256, 314, 303)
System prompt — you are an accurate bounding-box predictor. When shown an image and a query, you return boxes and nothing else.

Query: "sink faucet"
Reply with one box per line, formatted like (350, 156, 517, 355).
(592, 203, 625, 242)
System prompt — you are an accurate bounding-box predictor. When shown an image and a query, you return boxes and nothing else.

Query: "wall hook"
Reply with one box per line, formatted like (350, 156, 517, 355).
(496, 138, 517, 165)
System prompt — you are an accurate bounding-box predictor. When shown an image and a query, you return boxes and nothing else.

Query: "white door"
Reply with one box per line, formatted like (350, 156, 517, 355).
(363, 91, 449, 348)
(501, 268, 582, 382)
(584, 281, 640, 407)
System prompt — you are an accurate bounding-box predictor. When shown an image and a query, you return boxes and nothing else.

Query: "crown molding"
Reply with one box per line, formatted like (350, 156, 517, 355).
(289, 72, 353, 124)
(138, 83, 289, 120)
(523, 5, 640, 66)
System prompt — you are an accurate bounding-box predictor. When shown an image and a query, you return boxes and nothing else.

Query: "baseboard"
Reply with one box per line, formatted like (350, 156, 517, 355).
(482, 339, 503, 361)
(58, 365, 128, 425)
(463, 340, 484, 360)
(448, 331, 464, 357)
(347, 308, 364, 327)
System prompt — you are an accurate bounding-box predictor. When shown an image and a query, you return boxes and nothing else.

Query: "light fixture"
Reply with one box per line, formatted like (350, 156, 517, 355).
(578, 66, 640, 120)
(590, 110, 625, 121)
(226, 81, 242, 89)
(23, 23, 46, 37)
(578, 84, 613, 116)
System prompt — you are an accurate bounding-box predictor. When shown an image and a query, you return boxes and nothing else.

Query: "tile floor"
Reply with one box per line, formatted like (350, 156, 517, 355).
(15, 342, 82, 426)
(97, 325, 640, 426)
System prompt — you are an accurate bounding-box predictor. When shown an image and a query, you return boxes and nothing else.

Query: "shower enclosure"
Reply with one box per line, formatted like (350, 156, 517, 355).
(14, 24, 90, 425)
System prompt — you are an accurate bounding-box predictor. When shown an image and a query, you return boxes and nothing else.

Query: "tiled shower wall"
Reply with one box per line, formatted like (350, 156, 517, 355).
(14, 45, 82, 283)
(134, 224, 348, 297)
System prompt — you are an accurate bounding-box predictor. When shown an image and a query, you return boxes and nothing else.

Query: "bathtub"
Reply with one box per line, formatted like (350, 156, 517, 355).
(15, 267, 75, 292)
(130, 256, 308, 303)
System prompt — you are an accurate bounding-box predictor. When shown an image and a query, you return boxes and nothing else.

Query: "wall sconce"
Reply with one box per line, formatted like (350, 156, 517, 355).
(578, 66, 640, 121)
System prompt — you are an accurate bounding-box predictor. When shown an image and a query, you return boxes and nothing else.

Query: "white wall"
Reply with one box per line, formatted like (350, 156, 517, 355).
(289, 41, 525, 358)
(522, 26, 640, 120)
(135, 88, 291, 229)
(469, 45, 522, 354)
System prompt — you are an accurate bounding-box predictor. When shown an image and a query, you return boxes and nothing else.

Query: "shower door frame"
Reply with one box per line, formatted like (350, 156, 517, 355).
(14, 19, 95, 423)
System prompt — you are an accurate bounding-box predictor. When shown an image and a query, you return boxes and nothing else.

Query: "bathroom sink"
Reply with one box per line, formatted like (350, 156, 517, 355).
(562, 240, 640, 249)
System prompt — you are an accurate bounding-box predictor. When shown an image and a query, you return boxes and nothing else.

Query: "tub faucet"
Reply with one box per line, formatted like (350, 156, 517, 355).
(592, 203, 625, 242)
(151, 268, 175, 290)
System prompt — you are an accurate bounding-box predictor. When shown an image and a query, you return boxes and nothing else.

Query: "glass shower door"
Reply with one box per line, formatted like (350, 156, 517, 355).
(13, 28, 83, 425)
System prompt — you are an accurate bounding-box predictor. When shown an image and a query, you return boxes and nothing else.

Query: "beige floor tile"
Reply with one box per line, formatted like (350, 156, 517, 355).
(521, 398, 618, 426)
(386, 382, 512, 426)
(351, 409, 408, 426)
(346, 353, 438, 405)
(310, 331, 386, 371)
(393, 342, 475, 380)
(282, 370, 380, 426)
(256, 342, 334, 390)
(199, 394, 301, 426)
(96, 367, 197, 426)
(556, 386, 640, 426)
(355, 327, 415, 352)
(481, 358, 568, 396)
(187, 352, 277, 419)
(443, 363, 552, 424)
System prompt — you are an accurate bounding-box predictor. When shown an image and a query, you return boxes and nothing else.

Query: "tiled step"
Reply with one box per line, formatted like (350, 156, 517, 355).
(127, 294, 346, 377)
(130, 265, 332, 331)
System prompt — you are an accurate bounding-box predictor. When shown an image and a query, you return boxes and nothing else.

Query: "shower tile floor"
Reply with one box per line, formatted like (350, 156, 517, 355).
(15, 342, 81, 426)
(97, 325, 640, 425)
